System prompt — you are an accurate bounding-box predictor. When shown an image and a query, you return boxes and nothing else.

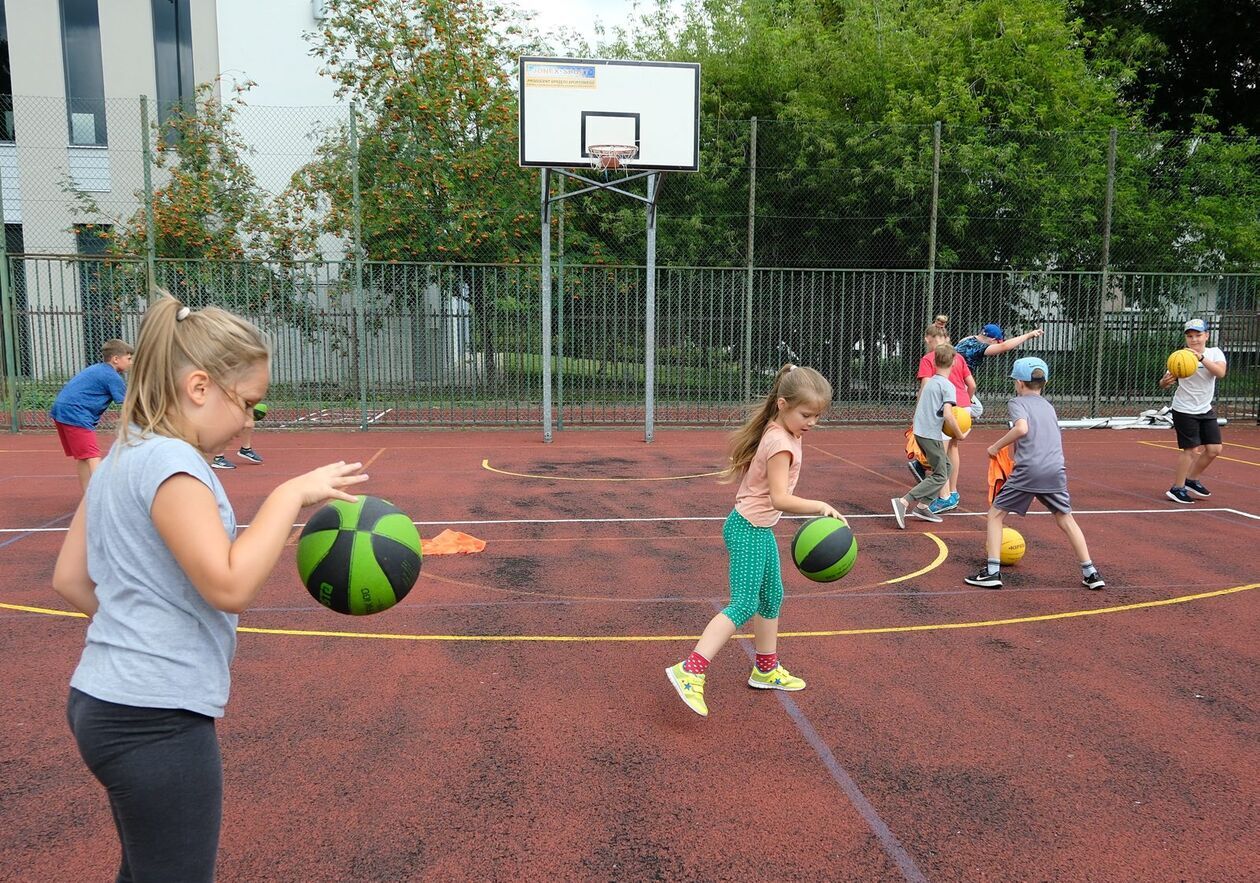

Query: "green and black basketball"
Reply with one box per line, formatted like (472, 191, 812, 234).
(791, 516, 858, 583)
(297, 495, 422, 615)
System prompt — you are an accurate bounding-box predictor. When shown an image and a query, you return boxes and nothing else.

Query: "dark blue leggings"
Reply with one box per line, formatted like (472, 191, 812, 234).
(67, 688, 222, 883)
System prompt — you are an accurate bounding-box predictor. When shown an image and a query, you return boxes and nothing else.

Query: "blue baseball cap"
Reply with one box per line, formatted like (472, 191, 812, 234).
(983, 323, 1005, 341)
(1011, 357, 1049, 382)
(1183, 319, 1207, 333)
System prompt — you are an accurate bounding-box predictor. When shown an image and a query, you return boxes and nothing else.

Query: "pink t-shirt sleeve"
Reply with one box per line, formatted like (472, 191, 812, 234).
(916, 354, 934, 380)
(761, 430, 796, 467)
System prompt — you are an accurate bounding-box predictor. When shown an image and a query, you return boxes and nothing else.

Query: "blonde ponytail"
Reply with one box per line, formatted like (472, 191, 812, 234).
(119, 293, 270, 445)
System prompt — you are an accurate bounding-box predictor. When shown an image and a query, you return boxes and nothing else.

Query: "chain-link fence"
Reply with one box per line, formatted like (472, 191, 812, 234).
(0, 96, 1257, 430)
(4, 255, 1257, 431)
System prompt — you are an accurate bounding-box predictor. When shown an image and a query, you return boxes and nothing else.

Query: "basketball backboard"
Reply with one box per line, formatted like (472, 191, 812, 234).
(518, 57, 700, 171)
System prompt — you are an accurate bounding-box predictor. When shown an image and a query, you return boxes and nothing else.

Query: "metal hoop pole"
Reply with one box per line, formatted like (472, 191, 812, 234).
(541, 168, 553, 443)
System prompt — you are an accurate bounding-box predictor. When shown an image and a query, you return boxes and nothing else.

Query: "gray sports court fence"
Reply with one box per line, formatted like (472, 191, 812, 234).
(3, 256, 1257, 432)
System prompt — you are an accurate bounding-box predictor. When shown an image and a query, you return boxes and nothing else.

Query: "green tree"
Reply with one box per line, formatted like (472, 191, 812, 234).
(1071, 0, 1259, 133)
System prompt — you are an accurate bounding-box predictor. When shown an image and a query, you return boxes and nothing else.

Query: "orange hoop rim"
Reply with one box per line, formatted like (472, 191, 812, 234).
(588, 144, 638, 169)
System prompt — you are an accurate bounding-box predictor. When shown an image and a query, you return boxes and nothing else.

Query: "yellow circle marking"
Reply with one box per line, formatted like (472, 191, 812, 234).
(481, 459, 722, 482)
(415, 532, 946, 602)
(881, 532, 948, 586)
(5, 582, 1254, 643)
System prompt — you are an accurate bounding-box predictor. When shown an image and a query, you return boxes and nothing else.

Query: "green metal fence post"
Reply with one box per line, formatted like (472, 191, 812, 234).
(349, 102, 369, 429)
(0, 177, 17, 431)
(743, 117, 757, 403)
(926, 120, 941, 318)
(140, 96, 157, 294)
(1091, 128, 1117, 416)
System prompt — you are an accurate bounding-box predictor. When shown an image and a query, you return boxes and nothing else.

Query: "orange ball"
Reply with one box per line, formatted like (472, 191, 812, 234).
(944, 405, 972, 439)
(1167, 349, 1198, 379)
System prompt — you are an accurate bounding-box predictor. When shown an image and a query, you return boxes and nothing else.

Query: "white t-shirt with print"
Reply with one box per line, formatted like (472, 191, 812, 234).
(1171, 346, 1226, 415)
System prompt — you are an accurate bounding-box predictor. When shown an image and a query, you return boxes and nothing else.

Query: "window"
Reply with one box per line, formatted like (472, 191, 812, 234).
(60, 0, 107, 146)
(75, 224, 117, 361)
(0, 0, 13, 141)
(151, 0, 194, 129)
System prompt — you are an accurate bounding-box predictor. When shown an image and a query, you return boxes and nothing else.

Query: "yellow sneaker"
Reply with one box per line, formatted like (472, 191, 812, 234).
(666, 662, 708, 717)
(748, 664, 806, 691)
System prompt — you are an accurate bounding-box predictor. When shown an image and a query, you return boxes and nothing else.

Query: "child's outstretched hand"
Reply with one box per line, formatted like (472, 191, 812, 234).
(283, 461, 369, 507)
(818, 502, 843, 520)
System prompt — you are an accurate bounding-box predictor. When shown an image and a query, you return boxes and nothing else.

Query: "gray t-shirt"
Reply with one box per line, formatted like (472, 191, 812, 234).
(70, 431, 238, 718)
(913, 374, 957, 441)
(1006, 394, 1067, 493)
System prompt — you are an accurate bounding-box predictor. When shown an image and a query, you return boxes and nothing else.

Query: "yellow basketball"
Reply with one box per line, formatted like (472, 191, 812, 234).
(943, 405, 972, 439)
(1167, 349, 1198, 379)
(999, 528, 1026, 566)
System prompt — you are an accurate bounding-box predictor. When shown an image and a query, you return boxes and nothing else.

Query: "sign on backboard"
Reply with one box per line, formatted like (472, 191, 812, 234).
(518, 57, 700, 171)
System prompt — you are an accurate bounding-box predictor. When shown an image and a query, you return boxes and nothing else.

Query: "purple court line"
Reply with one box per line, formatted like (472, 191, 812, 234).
(718, 603, 929, 882)
(0, 511, 75, 550)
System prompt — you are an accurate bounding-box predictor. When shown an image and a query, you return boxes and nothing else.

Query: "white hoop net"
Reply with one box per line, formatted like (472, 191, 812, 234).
(588, 144, 638, 172)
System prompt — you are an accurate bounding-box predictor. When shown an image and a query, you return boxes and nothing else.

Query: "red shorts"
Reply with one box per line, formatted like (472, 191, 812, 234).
(55, 421, 101, 460)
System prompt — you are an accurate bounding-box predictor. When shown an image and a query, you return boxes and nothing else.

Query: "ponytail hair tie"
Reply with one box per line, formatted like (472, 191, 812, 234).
(787, 364, 796, 372)
(176, 306, 191, 322)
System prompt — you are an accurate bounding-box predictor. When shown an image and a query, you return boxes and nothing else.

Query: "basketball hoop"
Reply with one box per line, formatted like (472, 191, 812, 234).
(588, 144, 638, 172)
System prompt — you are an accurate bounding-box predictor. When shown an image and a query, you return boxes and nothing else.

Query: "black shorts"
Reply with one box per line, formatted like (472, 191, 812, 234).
(1171, 409, 1221, 449)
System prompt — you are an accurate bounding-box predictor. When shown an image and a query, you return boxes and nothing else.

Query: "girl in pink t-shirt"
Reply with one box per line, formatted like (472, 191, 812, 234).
(666, 364, 841, 718)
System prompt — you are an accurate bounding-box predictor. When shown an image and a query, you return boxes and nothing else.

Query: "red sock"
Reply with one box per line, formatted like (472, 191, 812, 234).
(756, 652, 778, 673)
(682, 651, 709, 675)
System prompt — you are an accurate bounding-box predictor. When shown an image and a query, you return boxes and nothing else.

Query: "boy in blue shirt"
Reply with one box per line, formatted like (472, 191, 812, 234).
(965, 357, 1104, 590)
(954, 323, 1045, 372)
(50, 339, 133, 491)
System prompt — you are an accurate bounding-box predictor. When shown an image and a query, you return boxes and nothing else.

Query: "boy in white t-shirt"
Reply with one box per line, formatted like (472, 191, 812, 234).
(1159, 319, 1227, 504)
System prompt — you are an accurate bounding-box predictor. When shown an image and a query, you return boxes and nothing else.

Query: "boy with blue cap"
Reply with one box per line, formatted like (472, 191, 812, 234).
(954, 322, 1045, 372)
(965, 357, 1104, 590)
(1159, 319, 1227, 504)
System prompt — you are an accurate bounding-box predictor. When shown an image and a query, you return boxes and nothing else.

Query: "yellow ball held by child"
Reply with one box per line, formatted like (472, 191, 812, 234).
(1167, 349, 1198, 379)
(943, 405, 972, 439)
(999, 528, 1026, 566)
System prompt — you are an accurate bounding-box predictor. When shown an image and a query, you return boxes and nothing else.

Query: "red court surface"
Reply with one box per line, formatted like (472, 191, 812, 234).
(2, 425, 1258, 881)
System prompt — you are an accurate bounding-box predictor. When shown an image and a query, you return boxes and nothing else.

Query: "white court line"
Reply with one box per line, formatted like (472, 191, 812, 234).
(2, 507, 1256, 534)
(368, 407, 394, 424)
(293, 408, 330, 424)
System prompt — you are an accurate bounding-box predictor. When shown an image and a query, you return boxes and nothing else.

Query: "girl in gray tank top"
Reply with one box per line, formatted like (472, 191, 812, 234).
(53, 294, 368, 882)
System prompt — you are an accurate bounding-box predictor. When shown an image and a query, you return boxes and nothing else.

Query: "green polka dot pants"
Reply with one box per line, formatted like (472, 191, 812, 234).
(721, 509, 784, 628)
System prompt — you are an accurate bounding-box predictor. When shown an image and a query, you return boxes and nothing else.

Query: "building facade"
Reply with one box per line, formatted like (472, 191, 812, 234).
(1, 0, 219, 373)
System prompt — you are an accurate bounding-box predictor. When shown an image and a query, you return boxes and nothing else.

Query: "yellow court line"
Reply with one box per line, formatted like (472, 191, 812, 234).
(481, 459, 722, 482)
(1138, 440, 1260, 468)
(880, 532, 948, 585)
(5, 582, 1255, 643)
